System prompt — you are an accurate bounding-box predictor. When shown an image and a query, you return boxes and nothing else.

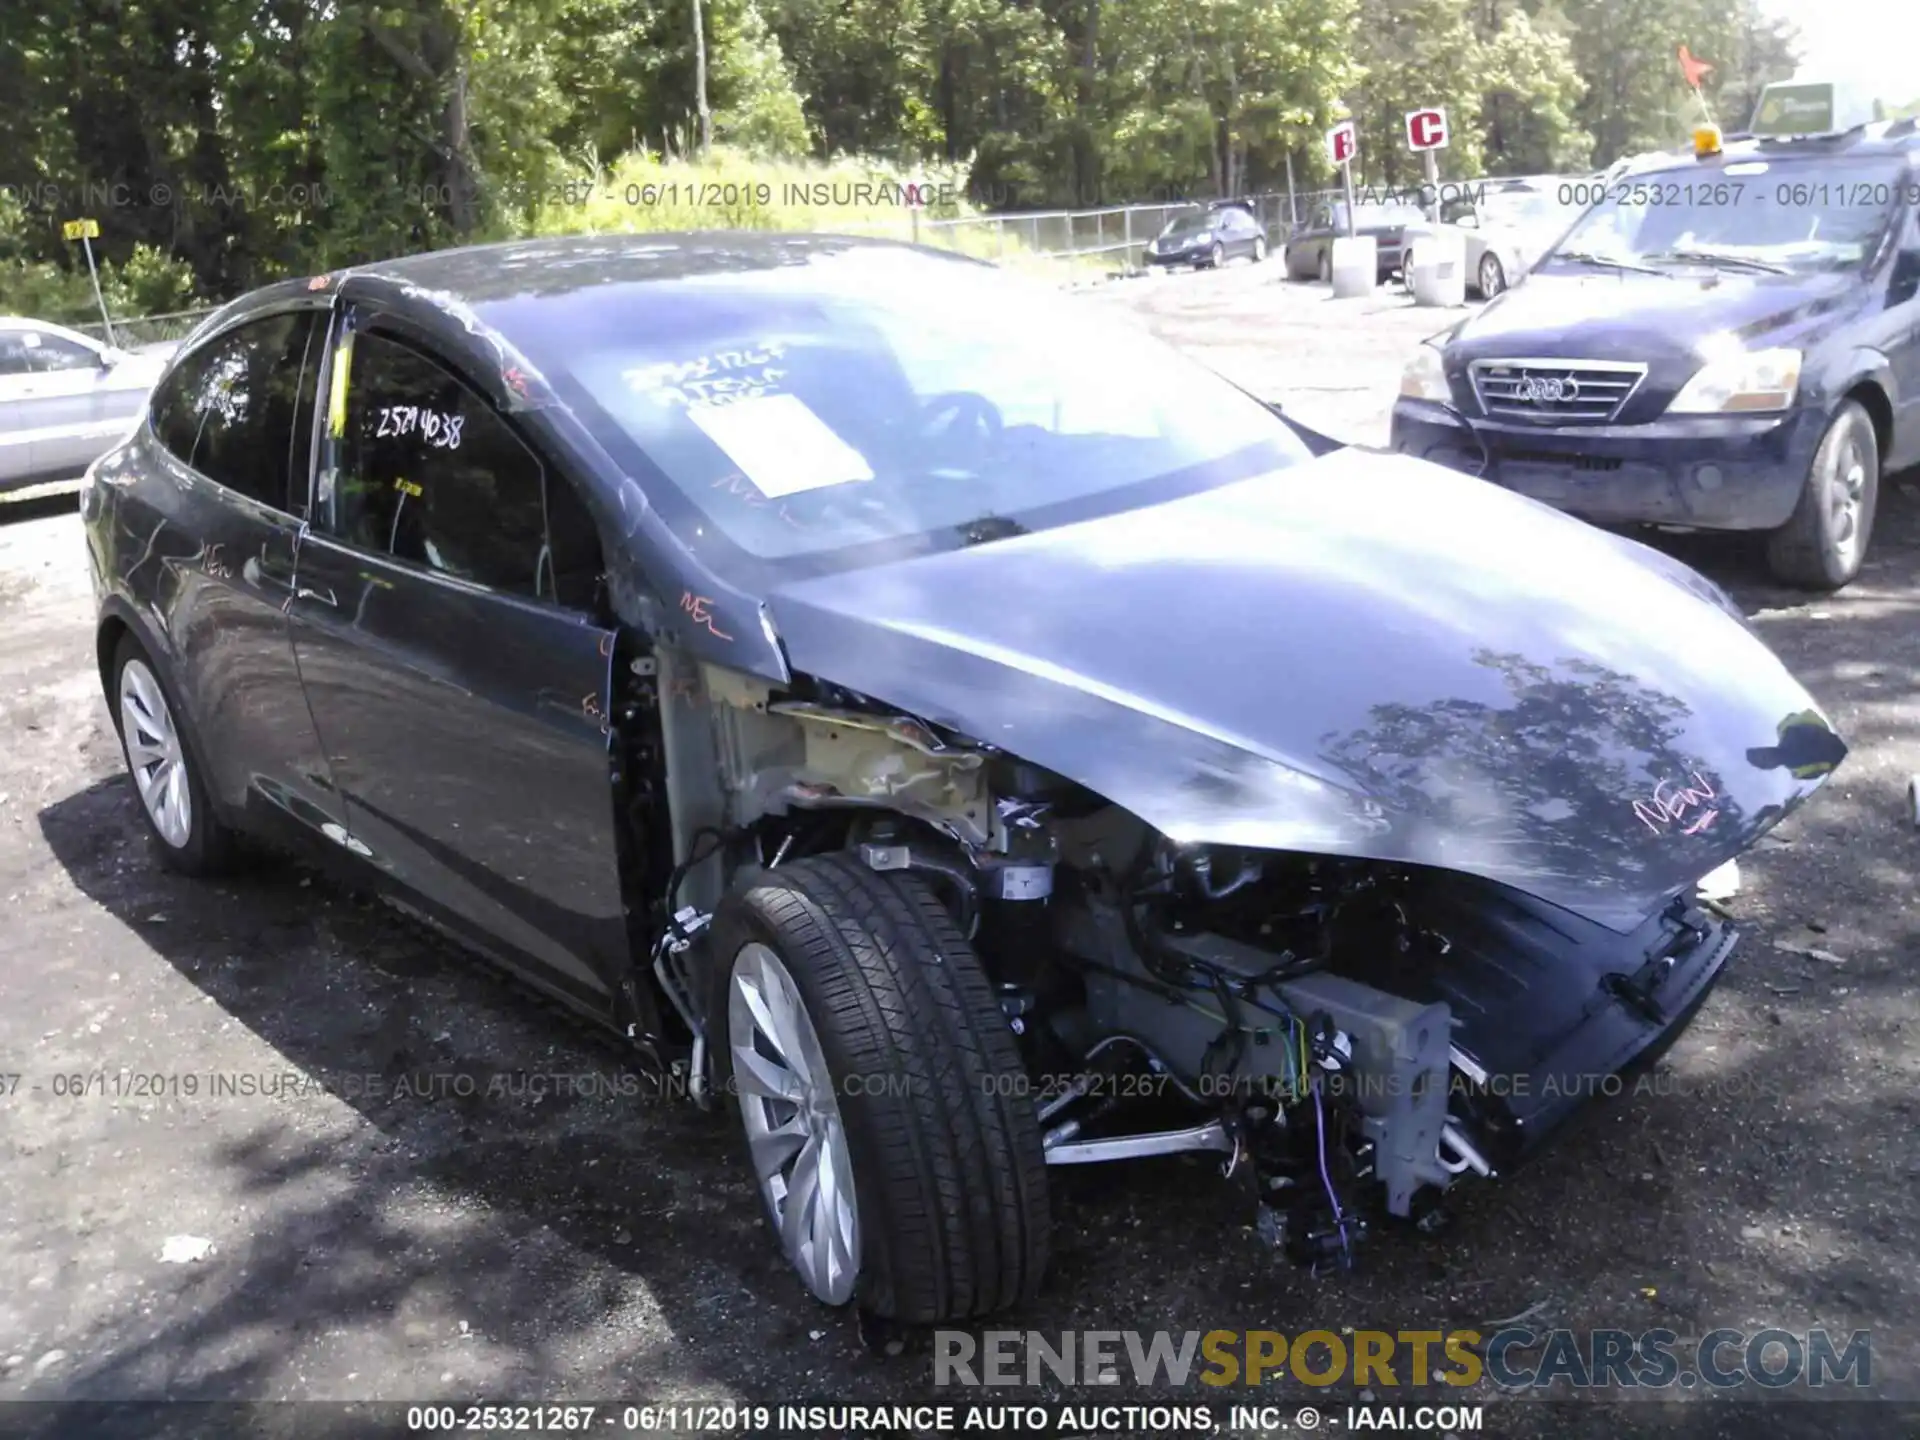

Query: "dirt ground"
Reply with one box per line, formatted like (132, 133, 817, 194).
(2, 260, 1917, 1439)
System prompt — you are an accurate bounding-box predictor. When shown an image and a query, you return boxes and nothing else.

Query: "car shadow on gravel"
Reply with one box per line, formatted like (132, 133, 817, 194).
(32, 779, 896, 1405)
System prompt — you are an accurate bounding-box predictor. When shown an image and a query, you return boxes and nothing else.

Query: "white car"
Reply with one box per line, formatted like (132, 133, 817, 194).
(0, 317, 174, 493)
(1400, 183, 1586, 298)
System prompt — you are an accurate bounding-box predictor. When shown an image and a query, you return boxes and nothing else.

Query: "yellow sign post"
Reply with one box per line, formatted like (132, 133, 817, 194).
(60, 218, 116, 347)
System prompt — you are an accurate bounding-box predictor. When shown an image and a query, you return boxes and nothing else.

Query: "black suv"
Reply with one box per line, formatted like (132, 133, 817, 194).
(1392, 121, 1920, 588)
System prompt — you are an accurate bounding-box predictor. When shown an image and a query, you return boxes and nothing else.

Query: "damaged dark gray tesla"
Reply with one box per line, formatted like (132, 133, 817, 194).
(82, 233, 1847, 1323)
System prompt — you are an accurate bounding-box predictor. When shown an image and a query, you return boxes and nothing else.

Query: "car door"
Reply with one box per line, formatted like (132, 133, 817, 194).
(287, 309, 627, 1014)
(139, 306, 348, 845)
(17, 326, 115, 479)
(1881, 197, 1920, 472)
(1225, 208, 1256, 259)
(0, 332, 36, 486)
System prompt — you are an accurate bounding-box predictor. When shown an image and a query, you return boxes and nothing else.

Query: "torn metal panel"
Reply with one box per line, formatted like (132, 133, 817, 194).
(705, 678, 998, 851)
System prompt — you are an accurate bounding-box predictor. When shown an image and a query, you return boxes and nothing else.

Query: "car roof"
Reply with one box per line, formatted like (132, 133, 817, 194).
(341, 230, 976, 310)
(0, 316, 100, 344)
(1614, 118, 1920, 176)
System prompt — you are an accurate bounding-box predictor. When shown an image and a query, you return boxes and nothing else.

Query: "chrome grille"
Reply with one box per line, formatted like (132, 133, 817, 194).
(1470, 358, 1647, 423)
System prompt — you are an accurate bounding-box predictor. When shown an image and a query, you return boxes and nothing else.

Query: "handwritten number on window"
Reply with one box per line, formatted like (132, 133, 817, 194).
(375, 404, 465, 450)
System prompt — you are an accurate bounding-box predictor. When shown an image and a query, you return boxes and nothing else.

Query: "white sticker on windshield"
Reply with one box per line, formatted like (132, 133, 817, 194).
(687, 393, 874, 498)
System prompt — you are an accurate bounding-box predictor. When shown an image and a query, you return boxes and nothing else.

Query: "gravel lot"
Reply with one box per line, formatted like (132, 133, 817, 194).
(2, 259, 1917, 1437)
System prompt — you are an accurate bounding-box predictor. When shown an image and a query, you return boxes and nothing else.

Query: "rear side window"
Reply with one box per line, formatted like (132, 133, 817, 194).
(0, 334, 32, 376)
(327, 331, 554, 599)
(151, 312, 322, 512)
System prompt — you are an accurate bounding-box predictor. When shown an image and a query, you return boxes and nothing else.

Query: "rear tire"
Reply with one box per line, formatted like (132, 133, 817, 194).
(708, 852, 1051, 1322)
(110, 633, 238, 876)
(1766, 399, 1878, 590)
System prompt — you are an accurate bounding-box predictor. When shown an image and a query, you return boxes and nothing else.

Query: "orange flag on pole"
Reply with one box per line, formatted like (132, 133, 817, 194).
(1678, 45, 1714, 90)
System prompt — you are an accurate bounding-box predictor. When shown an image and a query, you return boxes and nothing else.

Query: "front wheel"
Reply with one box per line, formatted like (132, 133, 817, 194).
(1252, 235, 1267, 263)
(1478, 253, 1507, 297)
(1766, 400, 1879, 589)
(1317, 249, 1331, 284)
(111, 634, 237, 875)
(1208, 241, 1226, 269)
(708, 853, 1051, 1322)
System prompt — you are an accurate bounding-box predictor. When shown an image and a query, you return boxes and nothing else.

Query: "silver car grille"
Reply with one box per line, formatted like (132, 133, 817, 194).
(1469, 358, 1647, 423)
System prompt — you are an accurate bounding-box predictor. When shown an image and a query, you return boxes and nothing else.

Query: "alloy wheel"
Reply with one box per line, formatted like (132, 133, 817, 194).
(1479, 253, 1506, 297)
(1827, 428, 1870, 567)
(729, 941, 861, 1305)
(119, 658, 193, 849)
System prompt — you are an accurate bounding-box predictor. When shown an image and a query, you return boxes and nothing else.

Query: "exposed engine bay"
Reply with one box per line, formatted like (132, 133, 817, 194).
(615, 653, 1746, 1274)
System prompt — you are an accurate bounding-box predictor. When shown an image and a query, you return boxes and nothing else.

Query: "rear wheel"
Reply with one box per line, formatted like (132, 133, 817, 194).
(111, 634, 237, 875)
(1766, 399, 1878, 589)
(709, 853, 1051, 1322)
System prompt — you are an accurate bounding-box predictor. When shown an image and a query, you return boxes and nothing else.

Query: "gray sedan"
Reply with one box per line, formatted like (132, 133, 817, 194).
(0, 317, 174, 493)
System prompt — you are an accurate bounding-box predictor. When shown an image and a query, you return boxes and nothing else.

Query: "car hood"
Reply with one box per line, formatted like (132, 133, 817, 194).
(1449, 267, 1857, 360)
(766, 449, 1842, 931)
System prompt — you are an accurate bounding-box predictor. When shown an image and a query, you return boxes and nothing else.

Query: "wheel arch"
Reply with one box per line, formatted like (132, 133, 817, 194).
(95, 598, 178, 724)
(1840, 376, 1893, 463)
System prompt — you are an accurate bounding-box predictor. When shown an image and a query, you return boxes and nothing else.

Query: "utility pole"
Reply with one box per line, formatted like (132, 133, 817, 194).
(692, 0, 712, 156)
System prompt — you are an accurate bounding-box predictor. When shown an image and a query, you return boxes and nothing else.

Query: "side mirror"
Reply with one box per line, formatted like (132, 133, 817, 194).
(99, 346, 124, 368)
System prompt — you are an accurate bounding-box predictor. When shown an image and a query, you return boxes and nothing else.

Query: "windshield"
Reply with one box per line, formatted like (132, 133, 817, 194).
(1161, 211, 1214, 236)
(503, 249, 1307, 580)
(1546, 157, 1907, 275)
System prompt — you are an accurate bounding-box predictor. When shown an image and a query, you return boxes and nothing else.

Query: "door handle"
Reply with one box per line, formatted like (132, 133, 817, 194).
(296, 585, 338, 608)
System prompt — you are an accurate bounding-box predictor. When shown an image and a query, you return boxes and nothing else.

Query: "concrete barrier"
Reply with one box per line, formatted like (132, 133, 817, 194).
(1329, 236, 1376, 298)
(1408, 227, 1466, 307)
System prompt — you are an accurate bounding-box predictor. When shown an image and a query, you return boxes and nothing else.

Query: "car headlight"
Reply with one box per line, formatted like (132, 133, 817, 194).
(1668, 347, 1801, 414)
(1399, 342, 1451, 403)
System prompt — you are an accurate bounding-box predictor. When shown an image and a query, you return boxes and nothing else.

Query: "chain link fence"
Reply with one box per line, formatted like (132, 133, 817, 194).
(835, 190, 1352, 276)
(71, 306, 218, 351)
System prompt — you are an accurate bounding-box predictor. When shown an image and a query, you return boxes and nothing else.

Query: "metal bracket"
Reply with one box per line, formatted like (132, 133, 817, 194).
(1042, 1119, 1235, 1165)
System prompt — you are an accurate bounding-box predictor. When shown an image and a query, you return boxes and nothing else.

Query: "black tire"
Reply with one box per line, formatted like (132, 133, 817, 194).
(1317, 249, 1332, 284)
(1208, 240, 1225, 269)
(1252, 235, 1267, 263)
(707, 852, 1050, 1322)
(109, 632, 238, 876)
(1766, 399, 1879, 590)
(1478, 252, 1506, 297)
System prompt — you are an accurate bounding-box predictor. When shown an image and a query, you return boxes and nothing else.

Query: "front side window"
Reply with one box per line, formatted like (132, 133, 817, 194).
(149, 312, 320, 511)
(21, 331, 99, 371)
(327, 330, 554, 599)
